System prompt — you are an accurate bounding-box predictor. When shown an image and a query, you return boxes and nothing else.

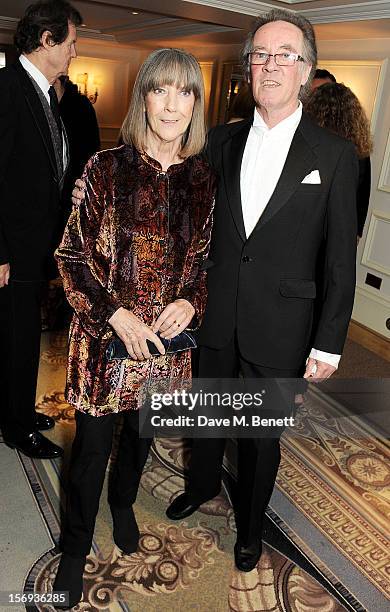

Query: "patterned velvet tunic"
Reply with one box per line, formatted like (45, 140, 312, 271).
(55, 144, 216, 416)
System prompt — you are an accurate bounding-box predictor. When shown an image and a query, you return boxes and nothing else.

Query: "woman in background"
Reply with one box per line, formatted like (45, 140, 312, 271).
(305, 82, 373, 241)
(53, 48, 215, 608)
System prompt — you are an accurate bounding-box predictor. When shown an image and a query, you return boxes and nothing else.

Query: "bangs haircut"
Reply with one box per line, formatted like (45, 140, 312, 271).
(121, 48, 206, 159)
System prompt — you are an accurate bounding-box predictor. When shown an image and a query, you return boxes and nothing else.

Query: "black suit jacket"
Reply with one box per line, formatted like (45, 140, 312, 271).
(0, 62, 62, 280)
(357, 156, 371, 237)
(198, 113, 359, 369)
(59, 84, 100, 225)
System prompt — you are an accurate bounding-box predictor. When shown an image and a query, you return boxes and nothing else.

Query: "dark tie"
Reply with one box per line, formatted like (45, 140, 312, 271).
(48, 85, 63, 146)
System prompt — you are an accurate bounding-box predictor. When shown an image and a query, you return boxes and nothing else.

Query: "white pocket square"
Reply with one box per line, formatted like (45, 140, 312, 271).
(301, 169, 321, 184)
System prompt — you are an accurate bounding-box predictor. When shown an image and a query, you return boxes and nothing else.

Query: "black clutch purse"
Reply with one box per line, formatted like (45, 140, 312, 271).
(106, 330, 197, 360)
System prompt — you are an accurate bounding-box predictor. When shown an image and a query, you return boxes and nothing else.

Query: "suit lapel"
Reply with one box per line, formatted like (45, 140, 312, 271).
(13, 62, 58, 180)
(222, 121, 251, 243)
(253, 116, 317, 234)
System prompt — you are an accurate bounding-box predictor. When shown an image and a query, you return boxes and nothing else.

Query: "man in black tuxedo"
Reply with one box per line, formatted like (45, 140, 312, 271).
(166, 9, 358, 571)
(0, 1, 82, 458)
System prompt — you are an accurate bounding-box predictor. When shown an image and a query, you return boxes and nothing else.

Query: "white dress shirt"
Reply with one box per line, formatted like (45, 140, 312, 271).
(241, 103, 302, 237)
(240, 104, 340, 370)
(19, 54, 51, 103)
(19, 55, 67, 167)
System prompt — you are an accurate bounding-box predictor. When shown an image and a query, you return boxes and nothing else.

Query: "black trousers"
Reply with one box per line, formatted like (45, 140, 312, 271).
(0, 280, 43, 440)
(61, 410, 152, 557)
(187, 334, 302, 545)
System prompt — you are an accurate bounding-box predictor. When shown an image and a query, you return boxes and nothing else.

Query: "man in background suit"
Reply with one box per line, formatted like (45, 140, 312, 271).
(166, 9, 358, 572)
(311, 67, 336, 91)
(0, 0, 82, 458)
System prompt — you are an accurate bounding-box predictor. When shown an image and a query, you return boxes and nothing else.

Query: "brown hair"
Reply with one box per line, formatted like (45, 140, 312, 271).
(14, 0, 82, 54)
(121, 48, 206, 158)
(241, 8, 317, 102)
(305, 82, 373, 158)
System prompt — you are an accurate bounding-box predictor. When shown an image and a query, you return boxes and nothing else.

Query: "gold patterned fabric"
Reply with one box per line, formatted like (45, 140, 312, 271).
(55, 144, 215, 415)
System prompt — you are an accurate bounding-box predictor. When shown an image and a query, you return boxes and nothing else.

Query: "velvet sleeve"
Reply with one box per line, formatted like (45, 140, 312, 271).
(55, 153, 121, 338)
(176, 173, 216, 330)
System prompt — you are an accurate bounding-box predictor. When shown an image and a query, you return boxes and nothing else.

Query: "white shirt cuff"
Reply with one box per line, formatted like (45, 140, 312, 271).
(309, 348, 341, 369)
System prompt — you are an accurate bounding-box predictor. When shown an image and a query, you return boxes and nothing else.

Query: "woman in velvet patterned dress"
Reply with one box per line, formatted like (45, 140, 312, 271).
(53, 48, 215, 608)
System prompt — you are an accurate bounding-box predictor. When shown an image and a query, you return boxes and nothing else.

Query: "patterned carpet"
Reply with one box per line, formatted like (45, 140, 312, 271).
(14, 330, 390, 610)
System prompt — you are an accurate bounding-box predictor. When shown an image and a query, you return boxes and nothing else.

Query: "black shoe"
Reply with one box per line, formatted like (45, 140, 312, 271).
(166, 493, 201, 520)
(234, 540, 263, 572)
(111, 505, 139, 554)
(5, 431, 63, 459)
(53, 553, 86, 609)
(35, 412, 55, 431)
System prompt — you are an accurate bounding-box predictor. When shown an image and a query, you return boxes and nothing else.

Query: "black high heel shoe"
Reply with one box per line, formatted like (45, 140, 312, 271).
(111, 505, 140, 554)
(52, 553, 86, 609)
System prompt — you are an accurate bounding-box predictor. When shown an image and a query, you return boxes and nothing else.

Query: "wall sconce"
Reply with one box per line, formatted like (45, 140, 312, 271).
(76, 72, 101, 104)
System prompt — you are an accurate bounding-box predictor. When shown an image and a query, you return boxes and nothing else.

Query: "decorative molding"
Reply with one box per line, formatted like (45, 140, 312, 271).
(104, 17, 173, 34)
(355, 282, 390, 308)
(361, 211, 390, 276)
(115, 21, 238, 42)
(2, 2, 390, 41)
(370, 58, 388, 136)
(0, 16, 117, 41)
(181, 1, 390, 22)
(352, 284, 390, 340)
(277, 0, 328, 3)
(378, 129, 390, 193)
(0, 16, 17, 30)
(279, 0, 332, 3)
(77, 28, 116, 42)
(0, 14, 237, 44)
(181, 1, 276, 16)
(300, 1, 390, 23)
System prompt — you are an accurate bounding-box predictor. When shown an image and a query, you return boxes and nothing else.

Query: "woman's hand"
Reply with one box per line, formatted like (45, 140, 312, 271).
(109, 307, 165, 360)
(72, 178, 86, 206)
(153, 299, 195, 339)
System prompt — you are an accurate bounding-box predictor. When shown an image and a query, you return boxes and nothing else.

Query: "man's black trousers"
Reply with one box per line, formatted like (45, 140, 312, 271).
(187, 334, 301, 546)
(0, 280, 43, 441)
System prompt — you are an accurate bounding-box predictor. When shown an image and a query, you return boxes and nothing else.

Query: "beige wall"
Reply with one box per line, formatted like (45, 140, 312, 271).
(70, 40, 149, 149)
(317, 38, 390, 339)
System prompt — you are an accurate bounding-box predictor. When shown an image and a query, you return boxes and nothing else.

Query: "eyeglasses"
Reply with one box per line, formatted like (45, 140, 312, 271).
(247, 51, 305, 66)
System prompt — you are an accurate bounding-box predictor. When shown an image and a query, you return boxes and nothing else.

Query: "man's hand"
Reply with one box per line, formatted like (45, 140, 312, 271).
(153, 299, 195, 339)
(304, 357, 336, 382)
(0, 263, 10, 288)
(72, 178, 86, 206)
(109, 307, 165, 360)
